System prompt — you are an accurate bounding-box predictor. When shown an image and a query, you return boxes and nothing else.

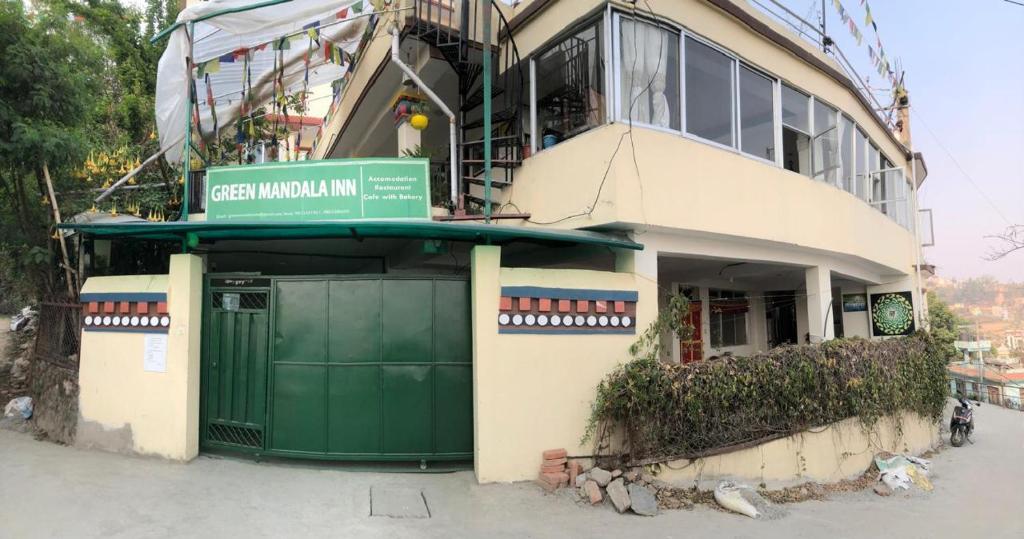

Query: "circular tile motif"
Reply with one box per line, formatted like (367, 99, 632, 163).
(129, 316, 140, 327)
(550, 315, 562, 326)
(149, 316, 159, 327)
(498, 313, 511, 325)
(84, 316, 93, 326)
(112, 316, 122, 326)
(525, 314, 536, 326)
(599, 316, 609, 327)
(610, 316, 620, 327)
(872, 293, 914, 336)
(537, 315, 549, 326)
(160, 316, 171, 327)
(512, 314, 523, 325)
(621, 316, 632, 327)
(102, 316, 112, 326)
(140, 316, 150, 327)
(586, 315, 597, 327)
(574, 315, 585, 327)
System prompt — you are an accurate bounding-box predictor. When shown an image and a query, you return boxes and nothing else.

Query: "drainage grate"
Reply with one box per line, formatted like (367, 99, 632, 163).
(212, 291, 268, 310)
(207, 423, 263, 448)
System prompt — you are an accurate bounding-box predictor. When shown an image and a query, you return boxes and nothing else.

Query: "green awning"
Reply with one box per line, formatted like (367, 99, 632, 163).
(58, 219, 644, 251)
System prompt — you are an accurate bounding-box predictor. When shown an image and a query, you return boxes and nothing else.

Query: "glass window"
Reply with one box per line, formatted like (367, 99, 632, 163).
(869, 145, 882, 203)
(781, 84, 810, 175)
(709, 289, 748, 348)
(534, 21, 605, 148)
(685, 37, 734, 146)
(738, 65, 775, 160)
(781, 85, 809, 132)
(839, 115, 855, 194)
(619, 17, 680, 130)
(812, 100, 838, 184)
(854, 128, 869, 200)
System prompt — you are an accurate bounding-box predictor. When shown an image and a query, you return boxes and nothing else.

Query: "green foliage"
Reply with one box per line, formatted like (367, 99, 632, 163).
(586, 332, 950, 462)
(0, 0, 181, 300)
(927, 290, 961, 362)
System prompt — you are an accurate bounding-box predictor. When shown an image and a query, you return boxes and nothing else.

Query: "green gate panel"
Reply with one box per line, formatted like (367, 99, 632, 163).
(382, 365, 433, 454)
(202, 289, 270, 452)
(433, 280, 472, 363)
(434, 364, 473, 454)
(328, 280, 382, 363)
(274, 281, 327, 364)
(327, 365, 382, 453)
(382, 280, 433, 363)
(271, 364, 327, 453)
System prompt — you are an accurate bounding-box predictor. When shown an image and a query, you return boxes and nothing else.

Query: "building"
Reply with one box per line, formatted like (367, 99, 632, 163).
(64, 0, 929, 483)
(948, 363, 1024, 409)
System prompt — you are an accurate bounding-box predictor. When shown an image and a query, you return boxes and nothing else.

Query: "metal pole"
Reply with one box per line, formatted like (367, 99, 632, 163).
(181, 21, 194, 225)
(820, 0, 827, 52)
(482, 0, 493, 224)
(977, 321, 985, 402)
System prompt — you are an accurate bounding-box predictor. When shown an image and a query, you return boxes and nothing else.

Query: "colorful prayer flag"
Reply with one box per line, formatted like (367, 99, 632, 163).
(336, 7, 349, 19)
(273, 36, 291, 50)
(352, 1, 364, 14)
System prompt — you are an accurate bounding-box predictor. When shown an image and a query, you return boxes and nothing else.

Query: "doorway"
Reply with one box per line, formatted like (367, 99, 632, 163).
(765, 291, 798, 348)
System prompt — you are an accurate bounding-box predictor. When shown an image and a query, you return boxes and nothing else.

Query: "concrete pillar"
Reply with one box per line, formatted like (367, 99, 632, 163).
(397, 121, 421, 156)
(470, 245, 501, 482)
(167, 253, 204, 460)
(805, 265, 835, 343)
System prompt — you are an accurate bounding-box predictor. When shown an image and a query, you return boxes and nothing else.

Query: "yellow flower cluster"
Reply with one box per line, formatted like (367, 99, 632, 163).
(76, 148, 141, 185)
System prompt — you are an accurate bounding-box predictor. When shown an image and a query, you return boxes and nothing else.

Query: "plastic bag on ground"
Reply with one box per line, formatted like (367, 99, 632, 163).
(714, 481, 760, 518)
(4, 396, 33, 419)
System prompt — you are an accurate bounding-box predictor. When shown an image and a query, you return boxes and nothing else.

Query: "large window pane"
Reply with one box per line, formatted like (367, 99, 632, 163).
(739, 65, 775, 160)
(839, 115, 855, 194)
(781, 84, 810, 175)
(812, 100, 839, 184)
(535, 21, 605, 147)
(619, 18, 680, 130)
(854, 128, 868, 200)
(685, 37, 734, 146)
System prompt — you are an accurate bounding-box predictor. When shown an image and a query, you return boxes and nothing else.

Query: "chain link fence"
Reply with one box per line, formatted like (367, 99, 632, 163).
(33, 301, 81, 371)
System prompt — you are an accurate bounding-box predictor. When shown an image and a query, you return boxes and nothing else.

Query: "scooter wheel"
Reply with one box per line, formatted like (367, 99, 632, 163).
(951, 428, 964, 447)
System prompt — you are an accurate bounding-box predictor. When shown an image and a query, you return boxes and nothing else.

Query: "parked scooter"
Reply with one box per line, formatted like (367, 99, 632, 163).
(950, 396, 978, 447)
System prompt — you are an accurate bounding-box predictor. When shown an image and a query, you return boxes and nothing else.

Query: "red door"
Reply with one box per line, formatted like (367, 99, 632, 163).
(679, 302, 703, 364)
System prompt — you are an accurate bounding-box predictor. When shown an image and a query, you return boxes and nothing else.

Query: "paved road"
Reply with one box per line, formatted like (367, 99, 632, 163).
(1, 400, 1022, 538)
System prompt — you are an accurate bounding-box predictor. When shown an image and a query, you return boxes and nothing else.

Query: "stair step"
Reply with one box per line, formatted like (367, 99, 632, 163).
(462, 159, 518, 165)
(461, 135, 521, 146)
(464, 176, 512, 187)
(462, 109, 517, 129)
(465, 194, 501, 208)
(463, 85, 506, 110)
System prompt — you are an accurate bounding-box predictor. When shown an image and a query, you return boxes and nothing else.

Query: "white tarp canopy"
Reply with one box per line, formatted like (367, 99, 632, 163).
(155, 0, 374, 164)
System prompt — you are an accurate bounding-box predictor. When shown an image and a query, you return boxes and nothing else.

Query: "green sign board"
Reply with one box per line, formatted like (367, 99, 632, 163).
(204, 158, 431, 222)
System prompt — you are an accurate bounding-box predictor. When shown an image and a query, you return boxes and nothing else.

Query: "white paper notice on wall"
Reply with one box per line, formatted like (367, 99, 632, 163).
(143, 334, 168, 373)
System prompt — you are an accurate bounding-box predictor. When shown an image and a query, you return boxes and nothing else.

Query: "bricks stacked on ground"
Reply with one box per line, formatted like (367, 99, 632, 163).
(536, 448, 570, 492)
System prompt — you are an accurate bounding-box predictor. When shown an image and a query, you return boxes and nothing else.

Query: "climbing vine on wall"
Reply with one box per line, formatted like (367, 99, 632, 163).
(585, 325, 949, 463)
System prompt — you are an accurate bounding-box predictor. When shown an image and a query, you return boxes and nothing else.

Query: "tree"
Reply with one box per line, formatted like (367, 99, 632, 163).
(0, 0, 180, 306)
(927, 290, 962, 362)
(987, 225, 1024, 261)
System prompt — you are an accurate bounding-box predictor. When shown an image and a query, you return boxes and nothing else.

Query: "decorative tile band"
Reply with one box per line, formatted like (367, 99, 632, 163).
(498, 286, 637, 335)
(81, 294, 169, 333)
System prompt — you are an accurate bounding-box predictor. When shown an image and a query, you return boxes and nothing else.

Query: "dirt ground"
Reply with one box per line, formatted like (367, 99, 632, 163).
(1, 399, 1022, 538)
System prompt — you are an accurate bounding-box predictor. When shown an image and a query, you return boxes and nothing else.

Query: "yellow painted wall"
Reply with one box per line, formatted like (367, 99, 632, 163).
(76, 254, 203, 460)
(656, 411, 939, 489)
(471, 245, 658, 483)
(505, 124, 917, 275)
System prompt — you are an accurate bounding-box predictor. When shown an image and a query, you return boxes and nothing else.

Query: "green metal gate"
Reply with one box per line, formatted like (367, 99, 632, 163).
(201, 275, 473, 461)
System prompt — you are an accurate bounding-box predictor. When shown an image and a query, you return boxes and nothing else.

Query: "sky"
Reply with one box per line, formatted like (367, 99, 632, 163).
(771, 0, 1024, 282)
(125, 1, 1024, 281)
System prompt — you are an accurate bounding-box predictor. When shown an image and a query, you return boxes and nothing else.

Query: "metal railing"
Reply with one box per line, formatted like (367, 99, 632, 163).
(748, 0, 896, 129)
(33, 301, 82, 371)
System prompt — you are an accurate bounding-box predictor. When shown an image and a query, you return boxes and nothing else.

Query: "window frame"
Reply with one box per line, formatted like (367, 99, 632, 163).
(708, 288, 749, 348)
(598, 7, 914, 228)
(612, 12, 683, 134)
(528, 13, 610, 155)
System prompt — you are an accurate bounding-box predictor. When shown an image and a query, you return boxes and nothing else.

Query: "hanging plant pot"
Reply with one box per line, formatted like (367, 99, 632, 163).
(410, 113, 429, 130)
